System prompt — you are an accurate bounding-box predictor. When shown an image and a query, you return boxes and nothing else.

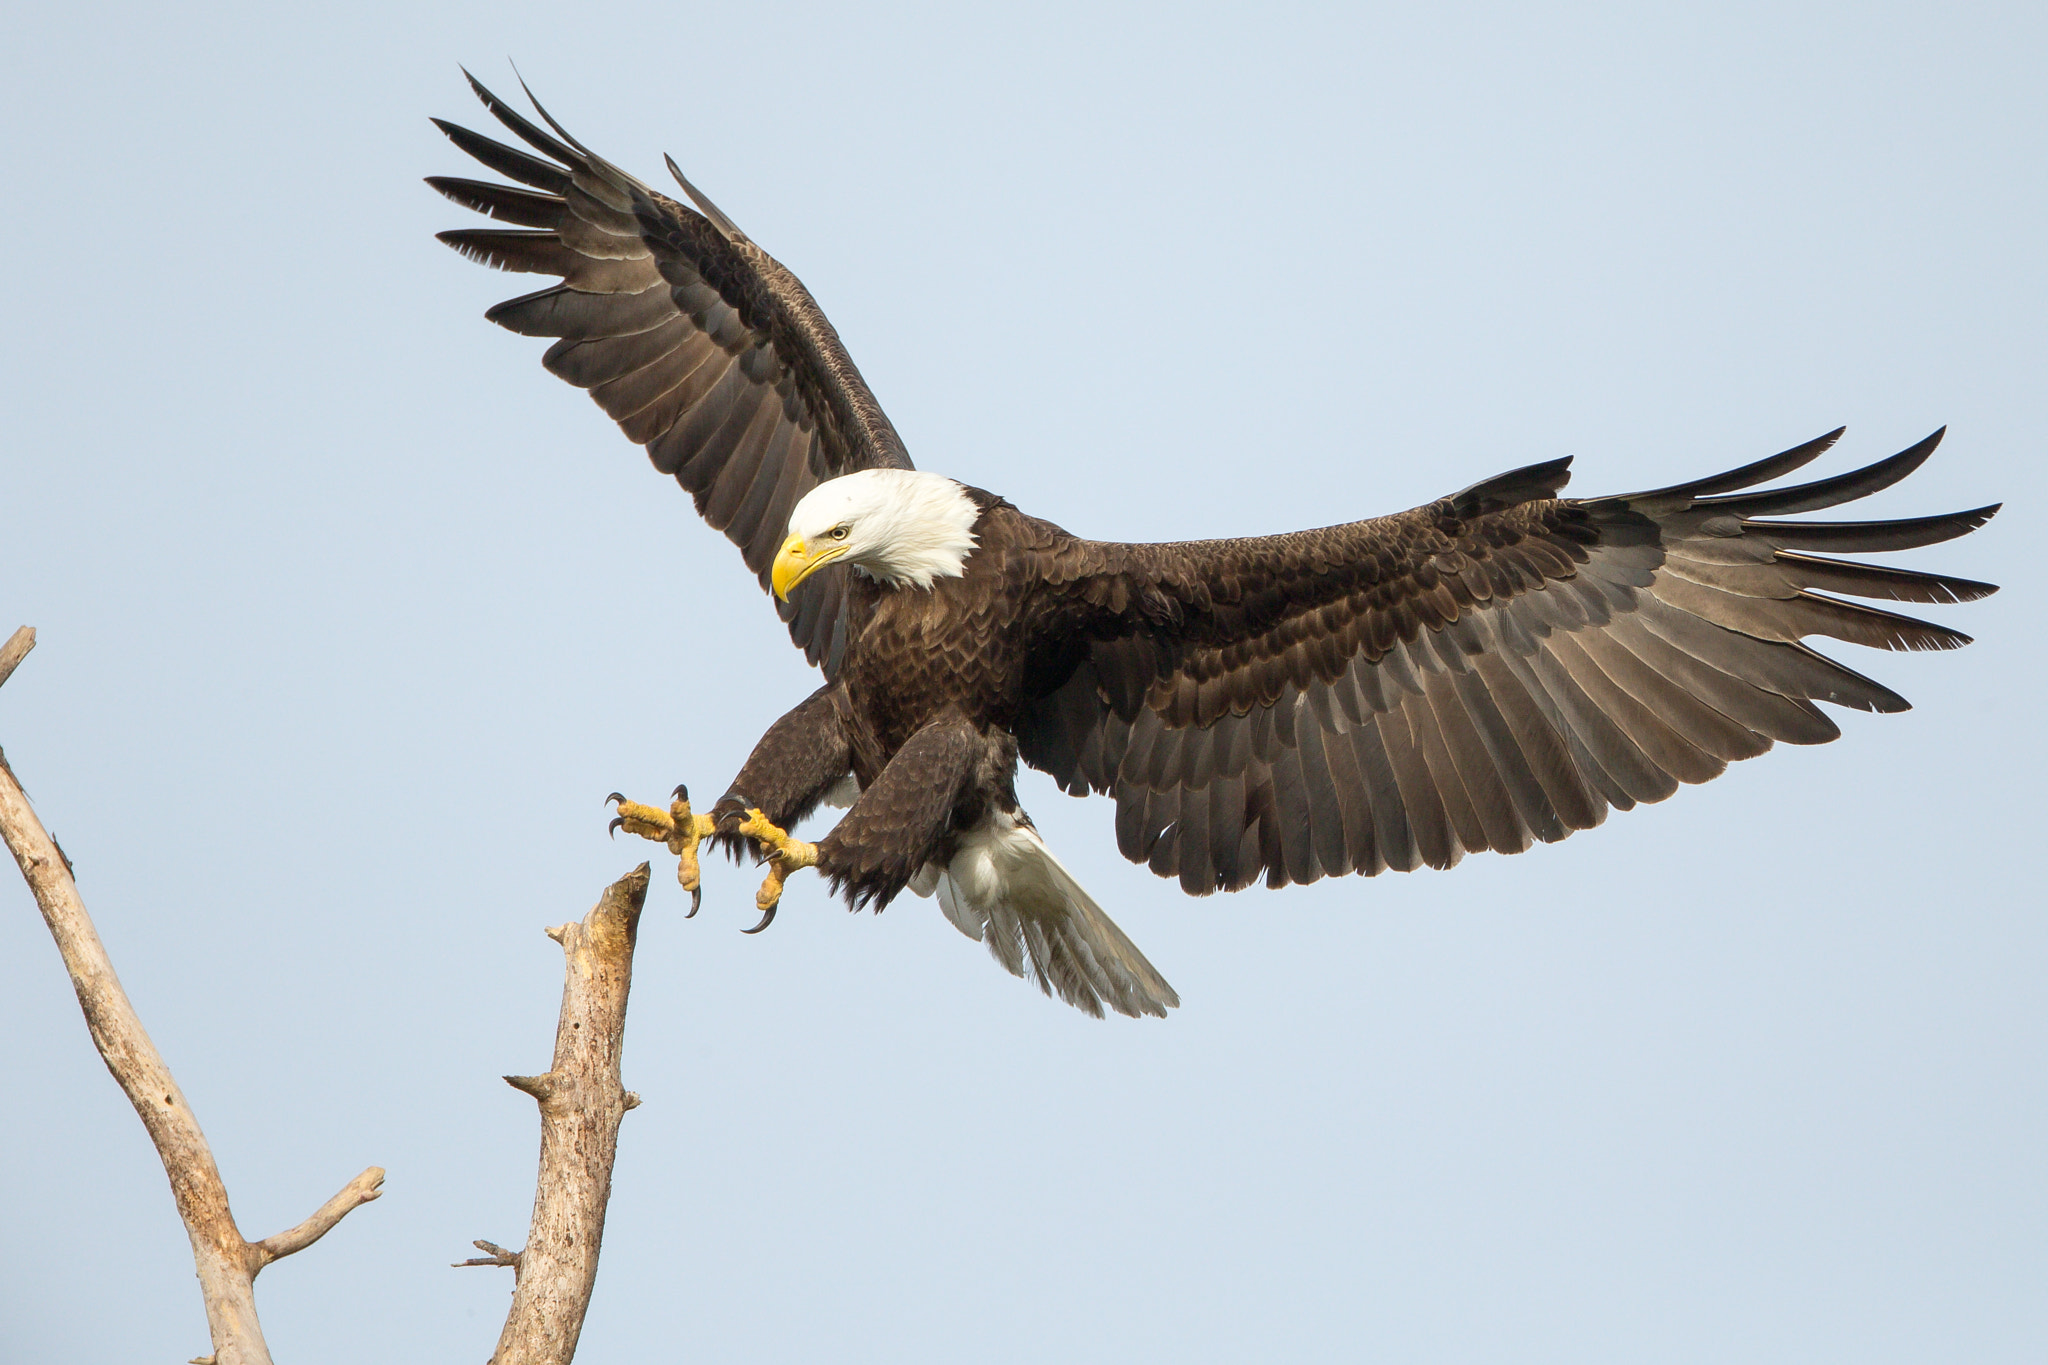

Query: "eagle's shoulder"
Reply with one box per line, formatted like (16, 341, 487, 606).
(958, 488, 1082, 556)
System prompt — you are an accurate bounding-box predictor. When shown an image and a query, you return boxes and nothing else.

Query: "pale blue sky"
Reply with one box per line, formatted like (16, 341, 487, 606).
(2, 2, 2041, 1361)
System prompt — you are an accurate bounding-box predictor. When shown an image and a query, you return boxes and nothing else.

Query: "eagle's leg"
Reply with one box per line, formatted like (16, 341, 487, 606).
(607, 786, 720, 916)
(694, 685, 851, 931)
(734, 808, 819, 934)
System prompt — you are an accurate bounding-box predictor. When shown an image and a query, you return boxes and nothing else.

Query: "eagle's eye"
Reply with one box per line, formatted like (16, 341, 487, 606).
(830, 525, 850, 540)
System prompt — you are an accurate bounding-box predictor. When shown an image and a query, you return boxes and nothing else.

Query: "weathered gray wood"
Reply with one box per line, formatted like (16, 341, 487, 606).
(0, 626, 382, 1365)
(0, 625, 32, 689)
(249, 1167, 388, 1272)
(480, 863, 650, 1365)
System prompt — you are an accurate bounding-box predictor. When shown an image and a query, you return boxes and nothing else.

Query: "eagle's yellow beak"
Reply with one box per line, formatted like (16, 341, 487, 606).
(772, 533, 844, 600)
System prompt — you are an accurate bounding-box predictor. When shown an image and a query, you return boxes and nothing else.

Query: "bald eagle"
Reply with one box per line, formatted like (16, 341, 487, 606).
(432, 77, 1998, 1019)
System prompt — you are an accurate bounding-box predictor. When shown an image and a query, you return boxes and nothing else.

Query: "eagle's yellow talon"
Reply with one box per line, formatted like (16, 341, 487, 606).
(607, 794, 676, 842)
(607, 790, 719, 909)
(736, 808, 818, 931)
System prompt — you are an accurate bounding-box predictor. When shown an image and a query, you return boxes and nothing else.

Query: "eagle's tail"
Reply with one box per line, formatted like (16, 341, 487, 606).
(925, 812, 1179, 1019)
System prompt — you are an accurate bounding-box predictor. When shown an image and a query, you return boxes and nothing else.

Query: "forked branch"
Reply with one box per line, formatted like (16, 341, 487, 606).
(0, 626, 382, 1365)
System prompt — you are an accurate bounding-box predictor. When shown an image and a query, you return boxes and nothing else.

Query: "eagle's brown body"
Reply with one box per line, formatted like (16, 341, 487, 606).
(433, 76, 1997, 1016)
(838, 495, 1056, 760)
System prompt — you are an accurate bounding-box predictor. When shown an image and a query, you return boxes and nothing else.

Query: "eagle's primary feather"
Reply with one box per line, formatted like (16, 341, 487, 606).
(432, 75, 1999, 1019)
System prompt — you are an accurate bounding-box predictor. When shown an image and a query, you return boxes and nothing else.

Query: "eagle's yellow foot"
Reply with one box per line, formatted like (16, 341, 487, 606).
(606, 786, 720, 916)
(734, 808, 818, 934)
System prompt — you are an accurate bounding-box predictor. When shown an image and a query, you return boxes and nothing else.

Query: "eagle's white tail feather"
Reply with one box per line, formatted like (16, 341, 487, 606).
(930, 813, 1178, 1019)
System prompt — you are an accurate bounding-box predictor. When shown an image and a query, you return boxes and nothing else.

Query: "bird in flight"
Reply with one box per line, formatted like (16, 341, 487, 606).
(432, 74, 1998, 1018)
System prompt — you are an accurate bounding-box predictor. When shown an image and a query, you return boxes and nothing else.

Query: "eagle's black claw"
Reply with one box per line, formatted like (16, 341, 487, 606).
(687, 885, 702, 918)
(607, 816, 623, 838)
(741, 903, 778, 935)
(673, 783, 690, 802)
(605, 791, 625, 807)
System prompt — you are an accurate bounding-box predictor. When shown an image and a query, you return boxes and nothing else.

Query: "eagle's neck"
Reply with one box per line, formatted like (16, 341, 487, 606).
(853, 473, 981, 589)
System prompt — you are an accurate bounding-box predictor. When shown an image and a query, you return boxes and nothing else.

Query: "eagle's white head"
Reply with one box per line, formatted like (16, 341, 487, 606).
(772, 469, 981, 599)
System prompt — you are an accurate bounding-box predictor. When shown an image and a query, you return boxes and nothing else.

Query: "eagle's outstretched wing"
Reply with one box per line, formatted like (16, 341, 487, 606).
(1018, 429, 1999, 893)
(429, 74, 911, 674)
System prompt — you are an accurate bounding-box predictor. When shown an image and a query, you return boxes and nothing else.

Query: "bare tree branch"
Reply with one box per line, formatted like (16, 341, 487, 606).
(469, 863, 651, 1365)
(456, 1238, 524, 1269)
(0, 625, 33, 689)
(249, 1166, 388, 1272)
(0, 627, 381, 1365)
